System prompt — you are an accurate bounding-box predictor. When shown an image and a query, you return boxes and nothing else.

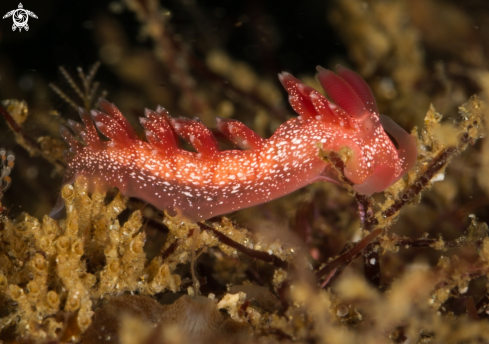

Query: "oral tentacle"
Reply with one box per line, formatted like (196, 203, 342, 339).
(352, 164, 397, 195)
(379, 114, 417, 177)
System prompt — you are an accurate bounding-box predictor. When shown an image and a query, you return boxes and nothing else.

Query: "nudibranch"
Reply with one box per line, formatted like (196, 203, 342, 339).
(54, 66, 417, 221)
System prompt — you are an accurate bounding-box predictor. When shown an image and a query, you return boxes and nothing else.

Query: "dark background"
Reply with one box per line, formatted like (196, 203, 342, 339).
(0, 0, 344, 96)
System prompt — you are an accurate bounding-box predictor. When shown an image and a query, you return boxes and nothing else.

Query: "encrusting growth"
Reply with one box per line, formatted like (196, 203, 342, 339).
(54, 66, 417, 221)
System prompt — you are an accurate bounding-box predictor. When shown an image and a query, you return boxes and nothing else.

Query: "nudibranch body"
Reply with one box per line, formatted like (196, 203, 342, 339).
(55, 66, 417, 221)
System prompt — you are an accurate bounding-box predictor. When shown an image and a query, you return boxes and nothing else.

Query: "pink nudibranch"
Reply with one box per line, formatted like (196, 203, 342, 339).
(53, 65, 417, 221)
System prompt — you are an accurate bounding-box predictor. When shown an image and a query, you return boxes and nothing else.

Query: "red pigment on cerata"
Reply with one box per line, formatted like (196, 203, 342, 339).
(54, 66, 417, 221)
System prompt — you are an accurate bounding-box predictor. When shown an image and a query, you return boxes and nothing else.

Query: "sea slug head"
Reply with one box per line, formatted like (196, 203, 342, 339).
(279, 65, 417, 196)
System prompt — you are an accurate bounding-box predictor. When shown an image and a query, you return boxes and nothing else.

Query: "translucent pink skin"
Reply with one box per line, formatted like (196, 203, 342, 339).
(54, 66, 416, 221)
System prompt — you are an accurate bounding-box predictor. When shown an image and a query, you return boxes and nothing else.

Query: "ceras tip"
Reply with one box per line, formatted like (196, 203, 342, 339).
(156, 105, 170, 116)
(316, 65, 328, 74)
(139, 117, 148, 126)
(278, 71, 299, 89)
(59, 125, 70, 139)
(90, 109, 102, 120)
(335, 64, 346, 72)
(98, 98, 111, 107)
